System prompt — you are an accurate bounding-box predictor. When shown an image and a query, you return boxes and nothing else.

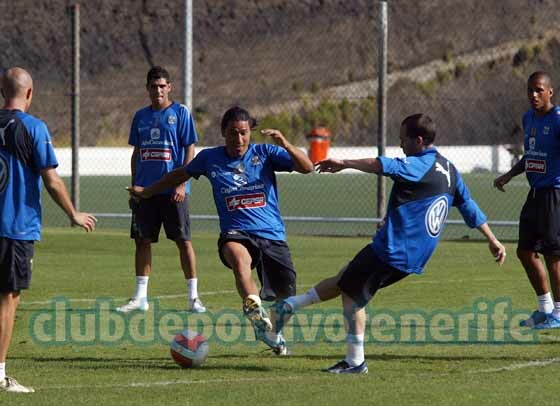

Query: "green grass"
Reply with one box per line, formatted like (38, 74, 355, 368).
(4, 229, 559, 405)
(41, 173, 528, 240)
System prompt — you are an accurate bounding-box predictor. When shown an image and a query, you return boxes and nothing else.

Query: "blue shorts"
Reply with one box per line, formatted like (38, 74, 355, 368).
(130, 194, 192, 243)
(337, 244, 409, 308)
(0, 237, 34, 293)
(218, 230, 296, 301)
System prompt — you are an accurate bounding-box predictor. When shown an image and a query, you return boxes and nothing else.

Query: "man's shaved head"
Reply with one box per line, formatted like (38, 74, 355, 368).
(528, 71, 552, 88)
(1, 67, 33, 99)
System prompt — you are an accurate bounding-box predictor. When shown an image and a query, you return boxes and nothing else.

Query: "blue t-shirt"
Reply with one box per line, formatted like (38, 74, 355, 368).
(0, 109, 58, 241)
(373, 148, 487, 274)
(521, 106, 560, 189)
(185, 144, 295, 240)
(129, 102, 198, 194)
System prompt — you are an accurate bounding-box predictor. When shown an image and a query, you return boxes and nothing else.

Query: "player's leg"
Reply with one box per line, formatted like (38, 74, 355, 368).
(0, 238, 34, 392)
(117, 197, 161, 312)
(517, 192, 554, 326)
(164, 197, 205, 312)
(324, 246, 407, 374)
(218, 233, 272, 332)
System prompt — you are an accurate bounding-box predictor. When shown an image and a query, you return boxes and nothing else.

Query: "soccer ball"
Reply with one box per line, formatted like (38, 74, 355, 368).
(170, 329, 209, 368)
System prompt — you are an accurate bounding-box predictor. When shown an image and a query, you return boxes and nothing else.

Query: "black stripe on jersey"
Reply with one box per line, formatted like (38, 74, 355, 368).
(0, 110, 36, 170)
(389, 153, 458, 208)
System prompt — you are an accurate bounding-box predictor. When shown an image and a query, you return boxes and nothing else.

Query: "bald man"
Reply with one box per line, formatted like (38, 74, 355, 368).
(0, 67, 97, 393)
(494, 71, 560, 330)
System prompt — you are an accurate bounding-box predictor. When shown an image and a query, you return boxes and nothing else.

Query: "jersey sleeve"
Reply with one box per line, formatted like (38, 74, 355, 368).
(378, 155, 431, 182)
(266, 144, 295, 172)
(177, 104, 198, 147)
(128, 111, 139, 147)
(184, 149, 207, 179)
(452, 171, 487, 228)
(30, 119, 58, 171)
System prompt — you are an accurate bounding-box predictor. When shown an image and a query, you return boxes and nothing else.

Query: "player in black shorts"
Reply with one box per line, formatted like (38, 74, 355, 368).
(494, 72, 560, 329)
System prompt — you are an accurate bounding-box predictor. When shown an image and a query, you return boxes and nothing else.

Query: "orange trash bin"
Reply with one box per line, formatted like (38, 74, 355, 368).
(306, 127, 331, 164)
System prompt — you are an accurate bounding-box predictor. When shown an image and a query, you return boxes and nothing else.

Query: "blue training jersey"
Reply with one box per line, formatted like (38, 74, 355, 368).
(185, 144, 295, 240)
(0, 109, 58, 241)
(521, 106, 560, 189)
(129, 102, 198, 194)
(373, 148, 487, 274)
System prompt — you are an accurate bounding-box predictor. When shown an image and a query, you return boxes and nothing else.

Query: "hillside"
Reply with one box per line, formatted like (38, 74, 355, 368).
(1, 0, 560, 146)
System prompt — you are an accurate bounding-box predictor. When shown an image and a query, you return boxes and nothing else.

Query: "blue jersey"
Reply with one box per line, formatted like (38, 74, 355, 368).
(0, 109, 58, 241)
(129, 102, 198, 194)
(185, 144, 295, 240)
(373, 148, 487, 274)
(522, 106, 560, 189)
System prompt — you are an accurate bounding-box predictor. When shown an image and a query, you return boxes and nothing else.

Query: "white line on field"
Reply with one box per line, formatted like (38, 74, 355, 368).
(466, 357, 560, 374)
(36, 357, 560, 391)
(37, 375, 303, 390)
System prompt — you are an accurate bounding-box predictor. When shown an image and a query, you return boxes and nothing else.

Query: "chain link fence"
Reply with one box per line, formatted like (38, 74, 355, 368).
(3, 0, 560, 239)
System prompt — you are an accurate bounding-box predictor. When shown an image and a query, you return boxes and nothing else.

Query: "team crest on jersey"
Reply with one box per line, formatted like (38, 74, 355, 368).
(529, 137, 536, 151)
(150, 128, 161, 139)
(251, 156, 261, 166)
(168, 115, 177, 125)
(0, 155, 8, 194)
(543, 126, 550, 135)
(425, 196, 448, 238)
(233, 163, 248, 186)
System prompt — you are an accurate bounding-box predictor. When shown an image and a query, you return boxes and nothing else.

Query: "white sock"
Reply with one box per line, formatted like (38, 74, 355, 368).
(0, 362, 5, 380)
(187, 278, 198, 300)
(134, 276, 149, 300)
(345, 334, 365, 367)
(285, 287, 321, 311)
(553, 302, 560, 319)
(537, 292, 553, 314)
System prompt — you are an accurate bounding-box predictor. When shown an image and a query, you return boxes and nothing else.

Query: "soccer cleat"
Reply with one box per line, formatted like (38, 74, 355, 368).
(188, 297, 207, 313)
(243, 295, 273, 332)
(533, 314, 560, 330)
(0, 376, 35, 393)
(272, 300, 294, 333)
(323, 360, 368, 374)
(115, 297, 149, 313)
(254, 329, 289, 356)
(519, 310, 548, 327)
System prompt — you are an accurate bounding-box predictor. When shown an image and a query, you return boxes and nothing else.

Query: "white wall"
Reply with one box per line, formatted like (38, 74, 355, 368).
(54, 146, 516, 176)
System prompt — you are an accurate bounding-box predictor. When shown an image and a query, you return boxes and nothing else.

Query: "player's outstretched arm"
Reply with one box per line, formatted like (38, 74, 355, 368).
(41, 167, 97, 232)
(316, 157, 382, 174)
(260, 128, 313, 173)
(477, 223, 506, 265)
(127, 167, 191, 199)
(493, 159, 525, 192)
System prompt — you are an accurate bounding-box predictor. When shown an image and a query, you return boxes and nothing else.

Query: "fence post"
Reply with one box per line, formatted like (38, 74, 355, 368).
(183, 0, 193, 110)
(377, 0, 388, 220)
(71, 3, 80, 213)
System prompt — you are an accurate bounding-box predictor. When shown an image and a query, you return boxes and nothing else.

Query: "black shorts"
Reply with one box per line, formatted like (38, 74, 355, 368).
(0, 237, 34, 293)
(218, 230, 296, 301)
(337, 244, 409, 308)
(518, 187, 560, 256)
(130, 194, 192, 243)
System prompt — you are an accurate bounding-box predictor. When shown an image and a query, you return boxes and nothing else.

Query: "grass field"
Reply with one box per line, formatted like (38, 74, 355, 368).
(42, 172, 529, 239)
(3, 228, 559, 405)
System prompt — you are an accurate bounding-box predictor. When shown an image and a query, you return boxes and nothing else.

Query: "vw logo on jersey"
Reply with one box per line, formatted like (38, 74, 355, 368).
(425, 196, 449, 238)
(168, 115, 177, 125)
(150, 128, 161, 139)
(0, 155, 8, 194)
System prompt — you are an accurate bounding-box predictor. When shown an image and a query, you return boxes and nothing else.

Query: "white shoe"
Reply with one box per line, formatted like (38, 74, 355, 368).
(188, 297, 206, 313)
(0, 376, 35, 393)
(243, 295, 273, 332)
(115, 298, 149, 313)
